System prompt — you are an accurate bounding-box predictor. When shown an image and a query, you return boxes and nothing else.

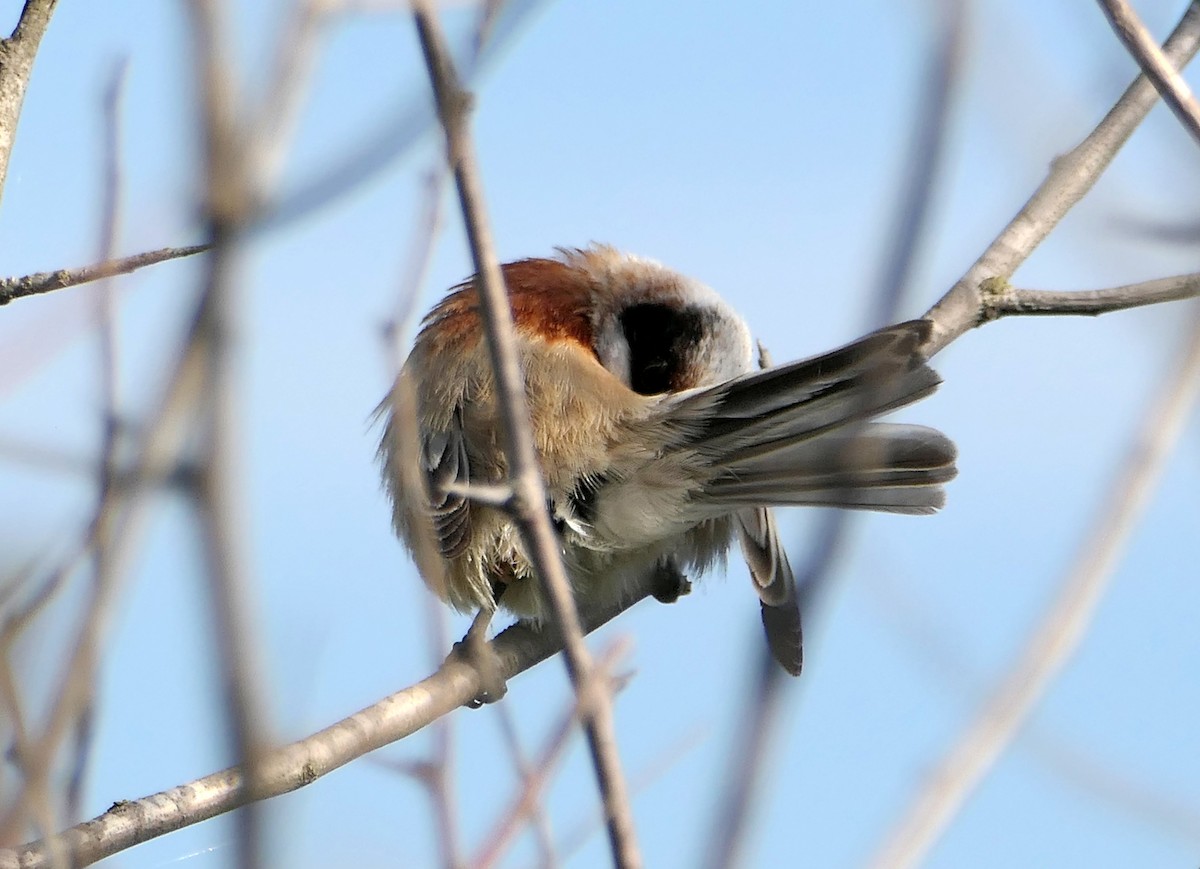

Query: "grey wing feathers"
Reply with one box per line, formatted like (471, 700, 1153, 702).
(735, 508, 803, 675)
(661, 320, 957, 514)
(671, 320, 941, 456)
(422, 410, 473, 558)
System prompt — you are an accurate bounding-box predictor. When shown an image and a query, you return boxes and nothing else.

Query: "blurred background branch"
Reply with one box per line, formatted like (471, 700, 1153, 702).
(870, 303, 1200, 869)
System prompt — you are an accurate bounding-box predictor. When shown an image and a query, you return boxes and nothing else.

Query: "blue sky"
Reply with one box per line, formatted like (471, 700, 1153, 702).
(1, 1, 1199, 867)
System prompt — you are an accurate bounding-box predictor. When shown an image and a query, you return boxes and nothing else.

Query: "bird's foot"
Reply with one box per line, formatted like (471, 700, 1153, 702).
(451, 606, 508, 707)
(651, 559, 691, 604)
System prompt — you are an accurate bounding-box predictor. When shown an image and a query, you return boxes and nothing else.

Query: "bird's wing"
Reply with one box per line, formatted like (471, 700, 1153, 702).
(420, 407, 473, 559)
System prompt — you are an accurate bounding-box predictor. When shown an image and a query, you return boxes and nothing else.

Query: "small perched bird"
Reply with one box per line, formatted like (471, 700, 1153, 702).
(378, 245, 956, 675)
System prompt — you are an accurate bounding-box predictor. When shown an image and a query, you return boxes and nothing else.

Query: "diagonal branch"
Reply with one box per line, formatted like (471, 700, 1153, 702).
(0, 0, 59, 205)
(0, 244, 211, 306)
(0, 595, 649, 869)
(1097, 0, 1200, 148)
(409, 3, 641, 868)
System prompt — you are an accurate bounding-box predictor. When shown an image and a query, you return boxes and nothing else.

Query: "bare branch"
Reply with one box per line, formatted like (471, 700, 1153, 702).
(0, 244, 210, 306)
(383, 166, 447, 366)
(1097, 0, 1200, 148)
(869, 305, 1200, 869)
(374, 346, 466, 869)
(922, 4, 1200, 355)
(0, 596, 650, 869)
(703, 650, 789, 869)
(0, 34, 243, 857)
(0, 0, 59, 204)
(982, 273, 1200, 319)
(862, 559, 1200, 846)
(9, 4, 1200, 867)
(409, 3, 641, 867)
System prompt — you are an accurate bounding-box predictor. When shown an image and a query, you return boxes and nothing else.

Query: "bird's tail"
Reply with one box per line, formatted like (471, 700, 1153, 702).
(667, 319, 958, 514)
(662, 320, 956, 676)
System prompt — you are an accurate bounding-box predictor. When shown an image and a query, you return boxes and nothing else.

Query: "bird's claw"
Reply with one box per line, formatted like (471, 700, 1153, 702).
(651, 559, 691, 604)
(452, 607, 508, 706)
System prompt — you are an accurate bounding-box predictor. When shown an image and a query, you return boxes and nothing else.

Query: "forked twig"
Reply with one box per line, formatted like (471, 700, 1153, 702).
(921, 4, 1200, 354)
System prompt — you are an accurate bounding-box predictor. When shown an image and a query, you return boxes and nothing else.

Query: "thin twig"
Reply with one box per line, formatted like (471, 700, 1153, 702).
(0, 308, 210, 838)
(553, 724, 707, 867)
(981, 272, 1200, 319)
(702, 648, 789, 869)
(11, 5, 1200, 867)
(861, 559, 1200, 846)
(440, 481, 515, 508)
(0, 16, 241, 853)
(383, 166, 447, 365)
(1097, 0, 1200, 148)
(424, 644, 464, 869)
(869, 304, 1200, 869)
(248, 0, 332, 202)
(922, 4, 1200, 355)
(0, 244, 211, 306)
(64, 55, 129, 830)
(0, 304, 212, 850)
(409, 4, 641, 868)
(472, 639, 630, 869)
(870, 0, 968, 329)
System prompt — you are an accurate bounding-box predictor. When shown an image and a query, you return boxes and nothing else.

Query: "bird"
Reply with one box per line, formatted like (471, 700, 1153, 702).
(377, 245, 956, 676)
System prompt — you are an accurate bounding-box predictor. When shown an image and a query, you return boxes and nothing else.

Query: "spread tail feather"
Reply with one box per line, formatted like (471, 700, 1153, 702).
(667, 320, 942, 464)
(659, 321, 957, 515)
(736, 508, 802, 675)
(708, 424, 957, 513)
